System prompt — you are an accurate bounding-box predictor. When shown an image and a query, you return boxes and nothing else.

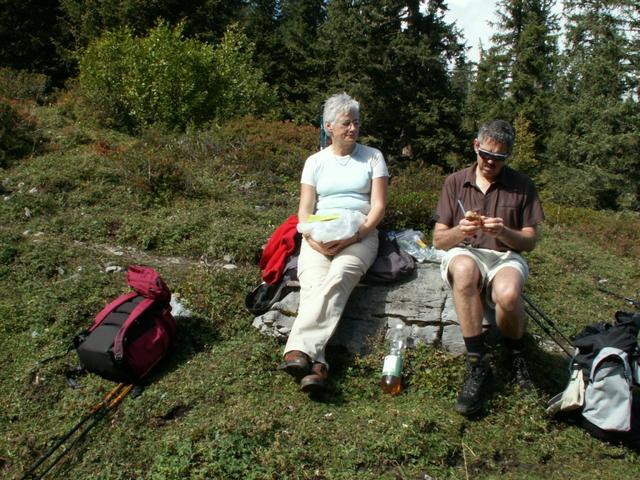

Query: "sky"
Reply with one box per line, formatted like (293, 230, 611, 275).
(443, 0, 564, 63)
(443, 0, 498, 63)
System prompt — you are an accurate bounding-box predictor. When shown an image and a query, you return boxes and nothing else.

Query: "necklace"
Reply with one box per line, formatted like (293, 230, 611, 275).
(332, 144, 355, 166)
(334, 153, 350, 166)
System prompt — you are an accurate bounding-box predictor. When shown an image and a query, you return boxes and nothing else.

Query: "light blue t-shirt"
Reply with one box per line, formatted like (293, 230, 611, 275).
(300, 143, 388, 215)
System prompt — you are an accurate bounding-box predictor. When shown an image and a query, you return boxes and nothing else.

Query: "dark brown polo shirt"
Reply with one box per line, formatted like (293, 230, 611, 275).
(435, 162, 544, 253)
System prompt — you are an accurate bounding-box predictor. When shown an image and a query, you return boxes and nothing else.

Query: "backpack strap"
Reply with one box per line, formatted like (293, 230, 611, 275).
(89, 292, 139, 333)
(588, 347, 632, 383)
(112, 297, 155, 363)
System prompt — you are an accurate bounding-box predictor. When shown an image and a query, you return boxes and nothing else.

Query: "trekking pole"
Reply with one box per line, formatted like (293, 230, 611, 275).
(597, 286, 640, 309)
(524, 305, 573, 358)
(522, 294, 575, 349)
(35, 384, 133, 480)
(21, 383, 133, 480)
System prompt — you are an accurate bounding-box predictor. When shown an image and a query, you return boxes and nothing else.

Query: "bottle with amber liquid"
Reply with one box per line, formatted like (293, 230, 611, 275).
(380, 323, 407, 395)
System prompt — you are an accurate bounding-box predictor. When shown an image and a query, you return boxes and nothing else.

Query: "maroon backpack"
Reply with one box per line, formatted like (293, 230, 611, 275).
(75, 265, 176, 382)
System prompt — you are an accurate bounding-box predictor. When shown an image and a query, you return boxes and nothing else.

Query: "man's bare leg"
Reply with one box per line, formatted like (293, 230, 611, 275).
(449, 255, 494, 415)
(448, 255, 484, 337)
(490, 267, 534, 391)
(491, 267, 526, 340)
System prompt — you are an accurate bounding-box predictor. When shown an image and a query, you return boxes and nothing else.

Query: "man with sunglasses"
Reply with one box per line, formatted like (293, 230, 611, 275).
(432, 119, 544, 416)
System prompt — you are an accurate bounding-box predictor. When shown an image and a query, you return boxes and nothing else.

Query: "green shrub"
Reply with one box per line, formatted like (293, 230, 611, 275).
(79, 22, 214, 130)
(205, 116, 316, 176)
(539, 163, 624, 210)
(79, 22, 274, 131)
(0, 100, 46, 167)
(543, 203, 640, 258)
(212, 24, 276, 121)
(108, 117, 316, 208)
(383, 162, 445, 235)
(0, 68, 50, 103)
(113, 128, 201, 204)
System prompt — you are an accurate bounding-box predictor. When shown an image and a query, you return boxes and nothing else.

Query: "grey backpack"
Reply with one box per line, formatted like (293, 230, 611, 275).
(547, 312, 640, 448)
(582, 347, 634, 432)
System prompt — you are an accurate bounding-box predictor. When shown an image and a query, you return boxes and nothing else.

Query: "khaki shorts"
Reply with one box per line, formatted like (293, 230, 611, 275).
(440, 247, 529, 307)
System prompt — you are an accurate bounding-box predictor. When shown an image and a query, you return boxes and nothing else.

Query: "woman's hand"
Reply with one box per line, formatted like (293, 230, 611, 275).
(322, 236, 358, 255)
(304, 236, 333, 255)
(305, 234, 359, 256)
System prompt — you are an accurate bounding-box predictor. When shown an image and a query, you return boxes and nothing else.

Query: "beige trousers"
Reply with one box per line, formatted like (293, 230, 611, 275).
(284, 231, 379, 366)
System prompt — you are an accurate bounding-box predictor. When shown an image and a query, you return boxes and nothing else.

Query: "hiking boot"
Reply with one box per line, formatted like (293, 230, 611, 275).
(512, 354, 535, 393)
(455, 354, 493, 416)
(300, 362, 329, 393)
(279, 350, 311, 380)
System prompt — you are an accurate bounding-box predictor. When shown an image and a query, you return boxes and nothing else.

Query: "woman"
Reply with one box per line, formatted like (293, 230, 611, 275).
(279, 92, 389, 392)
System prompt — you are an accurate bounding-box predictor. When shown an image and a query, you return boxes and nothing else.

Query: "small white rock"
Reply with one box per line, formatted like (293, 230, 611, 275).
(222, 264, 237, 270)
(105, 265, 122, 273)
(170, 297, 193, 317)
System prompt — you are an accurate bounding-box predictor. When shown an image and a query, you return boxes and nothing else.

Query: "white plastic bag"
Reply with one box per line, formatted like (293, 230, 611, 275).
(297, 211, 365, 243)
(395, 229, 439, 263)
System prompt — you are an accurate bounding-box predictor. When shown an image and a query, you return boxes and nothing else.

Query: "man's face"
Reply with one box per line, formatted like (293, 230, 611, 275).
(474, 138, 509, 181)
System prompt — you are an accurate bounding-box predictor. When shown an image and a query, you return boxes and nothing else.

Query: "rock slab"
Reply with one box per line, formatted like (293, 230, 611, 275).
(252, 262, 496, 356)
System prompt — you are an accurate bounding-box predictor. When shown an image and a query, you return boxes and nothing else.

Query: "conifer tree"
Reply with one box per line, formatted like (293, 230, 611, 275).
(620, 0, 639, 98)
(0, 0, 66, 80)
(545, 0, 639, 210)
(469, 1, 558, 151)
(239, 0, 326, 122)
(317, 0, 466, 165)
(466, 44, 509, 128)
(510, 112, 539, 178)
(273, 0, 328, 121)
(59, 0, 244, 66)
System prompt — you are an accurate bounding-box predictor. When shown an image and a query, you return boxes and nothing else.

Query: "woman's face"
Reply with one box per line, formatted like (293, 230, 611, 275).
(327, 111, 359, 149)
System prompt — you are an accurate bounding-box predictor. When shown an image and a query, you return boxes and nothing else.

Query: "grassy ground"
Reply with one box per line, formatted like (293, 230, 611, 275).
(1, 99, 639, 479)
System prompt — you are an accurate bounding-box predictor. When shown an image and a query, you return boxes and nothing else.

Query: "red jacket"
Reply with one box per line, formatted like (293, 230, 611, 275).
(259, 215, 299, 285)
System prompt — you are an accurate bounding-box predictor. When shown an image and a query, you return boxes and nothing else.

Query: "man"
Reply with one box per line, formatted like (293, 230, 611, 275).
(433, 119, 544, 416)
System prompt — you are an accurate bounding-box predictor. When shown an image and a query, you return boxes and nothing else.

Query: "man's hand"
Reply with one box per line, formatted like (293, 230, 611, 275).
(458, 217, 483, 238)
(481, 216, 505, 237)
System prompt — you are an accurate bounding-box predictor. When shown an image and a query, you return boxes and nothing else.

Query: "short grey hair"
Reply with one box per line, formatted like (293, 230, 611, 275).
(323, 93, 360, 128)
(477, 119, 515, 152)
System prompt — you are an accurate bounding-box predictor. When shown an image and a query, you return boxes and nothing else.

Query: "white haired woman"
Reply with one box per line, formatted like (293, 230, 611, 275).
(279, 92, 389, 392)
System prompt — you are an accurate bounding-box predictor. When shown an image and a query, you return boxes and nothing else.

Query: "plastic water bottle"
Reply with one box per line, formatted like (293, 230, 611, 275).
(380, 323, 408, 395)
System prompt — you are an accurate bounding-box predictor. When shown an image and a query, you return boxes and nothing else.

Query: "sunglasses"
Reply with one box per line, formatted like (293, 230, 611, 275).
(477, 147, 509, 162)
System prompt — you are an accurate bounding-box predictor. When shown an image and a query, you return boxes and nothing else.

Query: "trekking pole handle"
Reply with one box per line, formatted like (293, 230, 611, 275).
(90, 383, 126, 414)
(21, 383, 132, 480)
(108, 384, 134, 410)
